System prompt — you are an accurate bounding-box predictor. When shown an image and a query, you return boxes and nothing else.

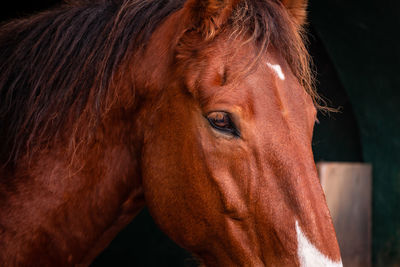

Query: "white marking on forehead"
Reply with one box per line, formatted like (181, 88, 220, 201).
(296, 221, 343, 267)
(267, 62, 285, 80)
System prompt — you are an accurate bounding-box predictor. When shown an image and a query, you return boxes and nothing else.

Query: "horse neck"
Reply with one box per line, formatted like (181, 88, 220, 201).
(0, 6, 183, 264)
(0, 105, 146, 265)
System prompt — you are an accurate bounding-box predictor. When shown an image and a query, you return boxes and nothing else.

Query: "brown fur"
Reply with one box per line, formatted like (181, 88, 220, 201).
(0, 0, 341, 265)
(280, 0, 308, 25)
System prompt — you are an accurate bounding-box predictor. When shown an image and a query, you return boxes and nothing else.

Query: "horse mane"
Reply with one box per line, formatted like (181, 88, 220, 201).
(0, 0, 186, 165)
(0, 0, 318, 167)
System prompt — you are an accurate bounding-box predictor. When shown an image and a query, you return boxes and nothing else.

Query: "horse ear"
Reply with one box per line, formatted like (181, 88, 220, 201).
(279, 0, 308, 26)
(185, 0, 241, 39)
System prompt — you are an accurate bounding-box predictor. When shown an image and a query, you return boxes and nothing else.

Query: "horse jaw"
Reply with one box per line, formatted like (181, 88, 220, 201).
(296, 221, 343, 267)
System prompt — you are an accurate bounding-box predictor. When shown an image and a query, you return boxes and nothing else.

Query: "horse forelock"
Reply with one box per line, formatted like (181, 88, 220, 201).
(177, 0, 327, 110)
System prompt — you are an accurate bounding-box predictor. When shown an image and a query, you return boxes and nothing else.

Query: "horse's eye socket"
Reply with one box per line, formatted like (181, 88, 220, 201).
(206, 111, 240, 137)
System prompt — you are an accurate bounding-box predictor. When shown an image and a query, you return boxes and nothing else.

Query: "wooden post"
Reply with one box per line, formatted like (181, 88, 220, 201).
(317, 162, 372, 267)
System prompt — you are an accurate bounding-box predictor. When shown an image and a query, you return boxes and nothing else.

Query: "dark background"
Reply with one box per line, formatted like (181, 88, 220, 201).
(1, 0, 399, 266)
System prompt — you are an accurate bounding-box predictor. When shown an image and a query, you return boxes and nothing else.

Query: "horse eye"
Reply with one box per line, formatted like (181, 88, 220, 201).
(206, 111, 240, 137)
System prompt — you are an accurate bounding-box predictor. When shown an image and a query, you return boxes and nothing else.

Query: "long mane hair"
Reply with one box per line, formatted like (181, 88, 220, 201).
(0, 0, 186, 165)
(0, 0, 317, 167)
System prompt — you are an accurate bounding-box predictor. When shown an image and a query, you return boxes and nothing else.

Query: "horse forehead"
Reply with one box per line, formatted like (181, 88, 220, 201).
(262, 51, 315, 113)
(266, 62, 285, 80)
(193, 45, 312, 118)
(197, 64, 304, 119)
(245, 56, 308, 113)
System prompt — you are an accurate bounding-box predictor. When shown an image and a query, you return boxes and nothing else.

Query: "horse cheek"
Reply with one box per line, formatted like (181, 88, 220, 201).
(140, 108, 210, 250)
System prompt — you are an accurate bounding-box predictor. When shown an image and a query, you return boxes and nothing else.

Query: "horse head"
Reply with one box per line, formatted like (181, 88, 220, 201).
(135, 0, 342, 265)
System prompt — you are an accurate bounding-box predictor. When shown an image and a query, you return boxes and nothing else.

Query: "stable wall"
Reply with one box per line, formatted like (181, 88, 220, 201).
(309, 0, 400, 265)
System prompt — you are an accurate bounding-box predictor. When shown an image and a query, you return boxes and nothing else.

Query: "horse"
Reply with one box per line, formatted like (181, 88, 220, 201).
(0, 0, 342, 265)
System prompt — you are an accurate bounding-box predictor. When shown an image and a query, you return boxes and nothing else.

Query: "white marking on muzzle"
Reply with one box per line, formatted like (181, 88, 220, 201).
(296, 221, 343, 267)
(267, 63, 285, 80)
